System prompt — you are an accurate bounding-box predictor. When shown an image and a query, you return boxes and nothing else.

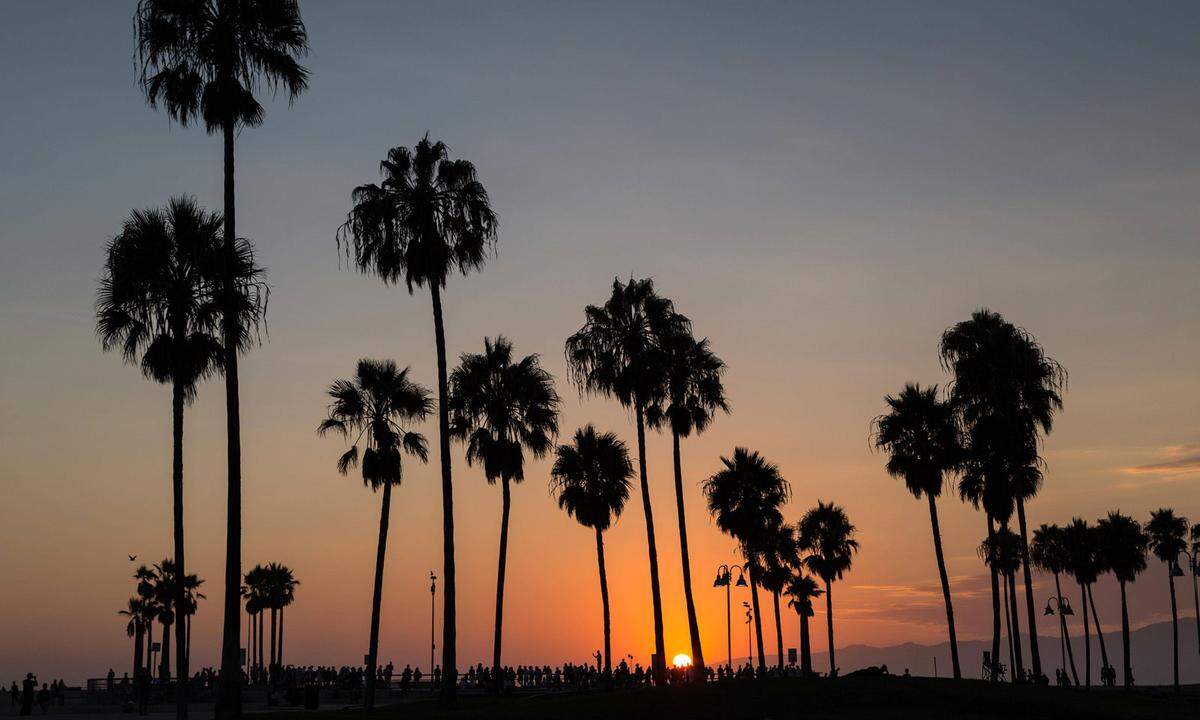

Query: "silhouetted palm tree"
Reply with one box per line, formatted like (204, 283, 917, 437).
(1063, 518, 1109, 686)
(1146, 508, 1188, 691)
(646, 329, 728, 680)
(134, 565, 160, 678)
(785, 572, 822, 676)
(980, 527, 1023, 681)
(448, 336, 559, 692)
(566, 277, 689, 684)
(97, 197, 230, 702)
(242, 565, 268, 677)
(318, 360, 431, 710)
(703, 448, 791, 672)
(1031, 523, 1079, 685)
(941, 309, 1066, 682)
(1096, 511, 1148, 688)
(338, 139, 496, 698)
(120, 598, 148, 678)
(1192, 523, 1200, 658)
(134, 5, 307, 713)
(550, 426, 634, 688)
(872, 383, 963, 678)
(262, 563, 298, 670)
(757, 522, 796, 670)
(797, 502, 859, 678)
(151, 559, 202, 680)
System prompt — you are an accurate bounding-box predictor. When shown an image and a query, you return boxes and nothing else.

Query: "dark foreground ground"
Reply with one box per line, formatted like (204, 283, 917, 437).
(266, 676, 1200, 720)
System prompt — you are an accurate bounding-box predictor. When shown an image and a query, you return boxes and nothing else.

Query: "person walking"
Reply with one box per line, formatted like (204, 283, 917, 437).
(20, 675, 35, 716)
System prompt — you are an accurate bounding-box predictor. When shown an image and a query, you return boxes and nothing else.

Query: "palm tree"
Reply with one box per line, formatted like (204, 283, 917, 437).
(1063, 518, 1109, 686)
(135, 565, 160, 678)
(152, 559, 182, 680)
(646, 330, 728, 680)
(549, 425, 635, 688)
(566, 277, 689, 684)
(980, 527, 1023, 680)
(134, 2, 306, 711)
(318, 359, 431, 710)
(1030, 523, 1079, 685)
(1192, 524, 1200, 659)
(260, 562, 298, 673)
(242, 565, 268, 679)
(703, 448, 791, 672)
(120, 598, 148, 678)
(97, 197, 232, 703)
(338, 139, 496, 698)
(941, 309, 1066, 682)
(448, 336, 559, 692)
(871, 382, 963, 678)
(785, 572, 822, 676)
(797, 501, 859, 678)
(1146, 509, 1189, 691)
(1095, 511, 1148, 688)
(757, 522, 797, 670)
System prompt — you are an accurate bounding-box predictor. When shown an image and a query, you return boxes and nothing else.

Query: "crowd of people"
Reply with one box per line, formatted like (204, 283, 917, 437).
(3, 675, 67, 716)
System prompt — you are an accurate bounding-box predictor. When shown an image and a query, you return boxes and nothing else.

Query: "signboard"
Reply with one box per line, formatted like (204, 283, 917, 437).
(787, 648, 797, 665)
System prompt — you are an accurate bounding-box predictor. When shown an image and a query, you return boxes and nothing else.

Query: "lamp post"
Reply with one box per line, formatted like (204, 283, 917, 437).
(714, 564, 748, 671)
(429, 571, 437, 677)
(1174, 549, 1199, 658)
(1043, 595, 1074, 683)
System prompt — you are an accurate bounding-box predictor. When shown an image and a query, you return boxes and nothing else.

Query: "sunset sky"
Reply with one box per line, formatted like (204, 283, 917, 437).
(2, 1, 1199, 684)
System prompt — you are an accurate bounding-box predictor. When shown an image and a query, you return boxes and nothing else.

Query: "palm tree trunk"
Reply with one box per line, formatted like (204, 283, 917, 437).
(1080, 581, 1090, 687)
(1087, 584, 1110, 676)
(824, 579, 836, 677)
(986, 515, 1001, 680)
(429, 282, 457, 702)
(1119, 580, 1132, 688)
(926, 495, 960, 679)
(161, 621, 172, 680)
(365, 481, 393, 710)
(269, 609, 277, 671)
(1003, 574, 1015, 680)
(1168, 570, 1178, 691)
(799, 610, 812, 676)
(1015, 496, 1042, 679)
(772, 591, 784, 671)
(171, 378, 189, 719)
(669, 431, 705, 681)
(186, 615, 192, 669)
(257, 612, 264, 676)
(217, 116, 244, 720)
(278, 607, 284, 668)
(594, 528, 612, 690)
(748, 573, 766, 671)
(1007, 568, 1025, 681)
(1053, 573, 1078, 685)
(492, 476, 511, 694)
(633, 405, 666, 685)
(146, 619, 154, 678)
(134, 626, 144, 678)
(1192, 572, 1199, 658)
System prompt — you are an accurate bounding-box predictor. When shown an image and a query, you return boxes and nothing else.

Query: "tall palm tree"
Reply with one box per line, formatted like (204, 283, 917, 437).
(703, 448, 791, 673)
(1192, 524, 1200, 659)
(549, 425, 635, 688)
(941, 309, 1066, 682)
(260, 563, 298, 672)
(448, 336, 559, 692)
(120, 598, 148, 678)
(318, 359, 431, 710)
(338, 139, 496, 698)
(785, 572, 822, 676)
(1030, 523, 1079, 685)
(757, 522, 796, 671)
(1146, 509, 1188, 691)
(134, 4, 307, 714)
(797, 501, 859, 678)
(1063, 518, 1110, 686)
(566, 277, 689, 684)
(871, 382, 963, 678)
(97, 197, 232, 706)
(646, 330, 728, 680)
(980, 527, 1024, 680)
(1095, 511, 1148, 688)
(242, 565, 268, 679)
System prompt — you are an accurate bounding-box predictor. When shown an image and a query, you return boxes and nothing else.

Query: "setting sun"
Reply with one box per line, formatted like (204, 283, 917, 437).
(672, 653, 692, 668)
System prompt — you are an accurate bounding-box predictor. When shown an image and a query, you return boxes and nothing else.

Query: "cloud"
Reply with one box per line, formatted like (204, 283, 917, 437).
(1121, 442, 1200, 477)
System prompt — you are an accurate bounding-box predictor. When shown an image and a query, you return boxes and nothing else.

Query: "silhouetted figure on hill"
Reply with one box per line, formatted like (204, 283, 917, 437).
(20, 674, 34, 716)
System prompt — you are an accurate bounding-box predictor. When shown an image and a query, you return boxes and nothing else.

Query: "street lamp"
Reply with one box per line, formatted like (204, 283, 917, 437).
(1044, 595, 1074, 684)
(714, 563, 748, 670)
(429, 571, 437, 677)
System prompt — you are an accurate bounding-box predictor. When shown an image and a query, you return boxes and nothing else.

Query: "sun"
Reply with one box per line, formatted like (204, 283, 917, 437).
(672, 653, 692, 668)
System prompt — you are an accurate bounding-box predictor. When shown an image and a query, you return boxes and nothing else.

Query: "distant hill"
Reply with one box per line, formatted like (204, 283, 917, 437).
(741, 618, 1200, 686)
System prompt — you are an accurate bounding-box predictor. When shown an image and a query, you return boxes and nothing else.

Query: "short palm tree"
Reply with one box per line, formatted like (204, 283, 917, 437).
(871, 382, 963, 678)
(1146, 508, 1189, 691)
(318, 359, 431, 710)
(97, 197, 230, 700)
(243, 565, 268, 677)
(338, 138, 496, 698)
(120, 598, 148, 677)
(797, 501, 859, 678)
(549, 425, 634, 687)
(566, 277, 688, 684)
(263, 562, 299, 670)
(785, 572, 822, 676)
(134, 6, 307, 713)
(1063, 518, 1110, 686)
(756, 522, 797, 670)
(979, 527, 1023, 680)
(1031, 523, 1079, 685)
(703, 448, 791, 672)
(134, 565, 161, 678)
(1095, 511, 1148, 688)
(646, 330, 728, 680)
(448, 336, 559, 692)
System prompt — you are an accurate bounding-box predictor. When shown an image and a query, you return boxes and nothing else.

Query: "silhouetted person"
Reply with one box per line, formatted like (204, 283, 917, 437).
(10, 682, 18, 708)
(36, 684, 49, 715)
(20, 674, 35, 716)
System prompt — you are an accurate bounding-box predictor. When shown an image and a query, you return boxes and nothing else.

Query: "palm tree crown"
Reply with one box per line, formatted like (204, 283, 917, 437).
(786, 574, 823, 618)
(1096, 512, 1149, 584)
(872, 383, 960, 499)
(703, 448, 791, 549)
(797, 502, 859, 583)
(1030, 524, 1069, 577)
(550, 426, 634, 532)
(1147, 509, 1189, 566)
(645, 332, 728, 437)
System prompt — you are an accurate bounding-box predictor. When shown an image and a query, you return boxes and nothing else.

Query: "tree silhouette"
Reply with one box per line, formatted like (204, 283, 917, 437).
(1096, 511, 1148, 688)
(1063, 518, 1109, 686)
(338, 138, 496, 698)
(261, 563, 298, 671)
(134, 4, 307, 713)
(134, 565, 161, 678)
(550, 425, 634, 689)
(1146, 508, 1188, 691)
(797, 501, 859, 678)
(448, 337, 559, 693)
(318, 360, 431, 710)
(785, 572, 822, 676)
(566, 277, 688, 683)
(120, 597, 148, 678)
(1030, 523, 1079, 685)
(872, 383, 963, 678)
(757, 522, 797, 670)
(242, 566, 268, 679)
(703, 448, 791, 672)
(1192, 523, 1200, 659)
(980, 527, 1023, 680)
